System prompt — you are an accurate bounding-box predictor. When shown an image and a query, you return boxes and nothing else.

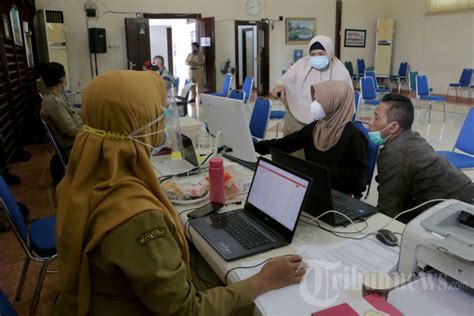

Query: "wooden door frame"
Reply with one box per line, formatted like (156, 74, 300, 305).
(259, 21, 270, 96)
(166, 27, 173, 73)
(234, 20, 258, 89)
(241, 27, 255, 83)
(335, 0, 342, 59)
(144, 13, 201, 19)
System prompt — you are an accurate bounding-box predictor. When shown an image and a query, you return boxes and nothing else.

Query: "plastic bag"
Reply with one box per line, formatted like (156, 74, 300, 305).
(162, 177, 209, 201)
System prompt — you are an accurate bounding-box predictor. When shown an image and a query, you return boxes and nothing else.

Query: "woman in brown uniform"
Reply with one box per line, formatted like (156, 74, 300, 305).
(55, 70, 306, 315)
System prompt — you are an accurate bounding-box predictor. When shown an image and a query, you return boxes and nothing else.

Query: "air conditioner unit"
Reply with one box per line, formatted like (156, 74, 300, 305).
(34, 10, 71, 88)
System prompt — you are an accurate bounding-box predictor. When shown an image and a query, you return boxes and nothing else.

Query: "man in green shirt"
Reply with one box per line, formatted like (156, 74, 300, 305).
(40, 62, 82, 156)
(368, 94, 474, 223)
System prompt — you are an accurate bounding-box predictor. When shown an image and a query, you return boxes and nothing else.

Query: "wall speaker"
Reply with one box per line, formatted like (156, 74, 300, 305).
(88, 28, 107, 54)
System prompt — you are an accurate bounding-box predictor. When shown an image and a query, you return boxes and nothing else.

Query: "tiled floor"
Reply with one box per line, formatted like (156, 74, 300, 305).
(1, 96, 471, 315)
(0, 142, 221, 315)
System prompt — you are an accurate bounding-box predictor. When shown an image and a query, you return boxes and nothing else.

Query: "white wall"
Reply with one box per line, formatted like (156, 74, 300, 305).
(35, 0, 334, 93)
(387, 0, 474, 95)
(35, 0, 473, 96)
(340, 0, 474, 95)
(150, 25, 168, 66)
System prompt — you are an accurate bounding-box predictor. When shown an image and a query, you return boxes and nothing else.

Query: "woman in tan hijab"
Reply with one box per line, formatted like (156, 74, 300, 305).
(255, 80, 367, 198)
(271, 35, 353, 135)
(55, 70, 306, 316)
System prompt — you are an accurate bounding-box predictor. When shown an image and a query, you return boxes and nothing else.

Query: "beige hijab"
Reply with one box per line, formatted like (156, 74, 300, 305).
(55, 70, 189, 315)
(279, 35, 353, 124)
(312, 80, 355, 152)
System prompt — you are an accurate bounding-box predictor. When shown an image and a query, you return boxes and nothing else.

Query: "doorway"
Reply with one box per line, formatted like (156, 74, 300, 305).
(149, 19, 196, 85)
(235, 20, 270, 96)
(125, 14, 216, 92)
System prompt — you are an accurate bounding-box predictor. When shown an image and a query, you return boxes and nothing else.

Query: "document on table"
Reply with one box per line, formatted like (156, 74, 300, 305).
(234, 236, 400, 316)
(299, 236, 400, 288)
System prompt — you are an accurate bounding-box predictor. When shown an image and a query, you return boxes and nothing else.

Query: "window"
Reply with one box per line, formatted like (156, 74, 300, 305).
(427, 0, 474, 14)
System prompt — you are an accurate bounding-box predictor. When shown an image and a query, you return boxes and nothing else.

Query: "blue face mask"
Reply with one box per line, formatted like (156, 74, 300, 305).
(368, 131, 388, 146)
(309, 56, 330, 70)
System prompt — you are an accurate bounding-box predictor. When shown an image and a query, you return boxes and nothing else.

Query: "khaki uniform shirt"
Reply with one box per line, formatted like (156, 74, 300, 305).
(83, 211, 255, 316)
(40, 91, 82, 150)
(185, 52, 205, 69)
(376, 129, 474, 220)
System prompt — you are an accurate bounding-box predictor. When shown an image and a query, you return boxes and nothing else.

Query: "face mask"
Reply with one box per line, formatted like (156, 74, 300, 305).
(310, 101, 326, 121)
(368, 131, 388, 146)
(128, 106, 173, 153)
(309, 56, 330, 70)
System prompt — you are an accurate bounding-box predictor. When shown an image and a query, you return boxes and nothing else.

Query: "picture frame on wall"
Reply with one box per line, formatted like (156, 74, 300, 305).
(10, 5, 23, 46)
(286, 18, 316, 44)
(2, 14, 12, 40)
(344, 29, 366, 48)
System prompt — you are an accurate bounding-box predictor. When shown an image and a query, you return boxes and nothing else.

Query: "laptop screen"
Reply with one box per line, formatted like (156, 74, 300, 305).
(247, 159, 310, 230)
(182, 134, 199, 166)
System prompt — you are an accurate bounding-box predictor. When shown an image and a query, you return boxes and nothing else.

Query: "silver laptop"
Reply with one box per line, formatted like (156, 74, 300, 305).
(152, 134, 199, 176)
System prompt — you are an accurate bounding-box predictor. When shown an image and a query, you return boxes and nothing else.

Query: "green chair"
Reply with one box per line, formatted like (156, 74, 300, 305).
(408, 70, 418, 95)
(344, 61, 357, 83)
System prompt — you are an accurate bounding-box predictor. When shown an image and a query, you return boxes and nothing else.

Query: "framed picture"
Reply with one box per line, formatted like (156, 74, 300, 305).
(344, 29, 366, 48)
(286, 18, 316, 44)
(2, 14, 11, 40)
(10, 5, 23, 46)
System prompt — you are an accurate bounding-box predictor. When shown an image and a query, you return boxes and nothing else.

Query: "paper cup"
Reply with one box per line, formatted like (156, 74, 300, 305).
(362, 272, 393, 300)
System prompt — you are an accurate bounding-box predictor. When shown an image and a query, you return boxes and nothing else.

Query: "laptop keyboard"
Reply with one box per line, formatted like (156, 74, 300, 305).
(214, 212, 272, 249)
(333, 203, 361, 221)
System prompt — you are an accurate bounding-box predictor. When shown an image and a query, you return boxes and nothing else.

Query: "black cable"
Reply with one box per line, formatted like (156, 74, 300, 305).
(301, 214, 369, 234)
(301, 218, 375, 240)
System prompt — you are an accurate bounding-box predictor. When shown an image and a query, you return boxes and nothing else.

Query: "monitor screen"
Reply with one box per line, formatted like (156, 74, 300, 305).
(247, 159, 310, 230)
(201, 94, 257, 162)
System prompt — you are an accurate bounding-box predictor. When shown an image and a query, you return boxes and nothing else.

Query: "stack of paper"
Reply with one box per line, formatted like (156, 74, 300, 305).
(235, 236, 400, 316)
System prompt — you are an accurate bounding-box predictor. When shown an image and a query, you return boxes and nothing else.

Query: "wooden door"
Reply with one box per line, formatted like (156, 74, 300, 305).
(195, 17, 215, 92)
(125, 18, 150, 70)
(257, 21, 269, 96)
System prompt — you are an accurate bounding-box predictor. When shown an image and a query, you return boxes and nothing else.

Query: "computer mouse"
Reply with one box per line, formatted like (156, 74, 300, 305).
(375, 229, 398, 247)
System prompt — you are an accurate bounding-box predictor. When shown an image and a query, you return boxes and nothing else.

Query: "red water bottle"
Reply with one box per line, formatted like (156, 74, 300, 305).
(209, 157, 225, 204)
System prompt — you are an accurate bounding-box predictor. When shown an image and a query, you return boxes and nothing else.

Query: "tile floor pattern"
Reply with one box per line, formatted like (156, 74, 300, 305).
(0, 143, 221, 315)
(1, 97, 472, 315)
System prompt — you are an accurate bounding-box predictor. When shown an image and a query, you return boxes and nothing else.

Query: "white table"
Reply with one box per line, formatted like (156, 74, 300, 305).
(167, 160, 406, 315)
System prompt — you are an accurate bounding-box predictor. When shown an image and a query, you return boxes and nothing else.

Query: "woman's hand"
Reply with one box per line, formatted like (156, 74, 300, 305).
(270, 85, 286, 100)
(249, 255, 307, 297)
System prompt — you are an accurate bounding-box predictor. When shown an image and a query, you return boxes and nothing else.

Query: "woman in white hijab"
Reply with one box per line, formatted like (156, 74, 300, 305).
(271, 35, 353, 135)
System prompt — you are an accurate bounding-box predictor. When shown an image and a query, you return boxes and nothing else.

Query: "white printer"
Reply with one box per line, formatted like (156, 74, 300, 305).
(398, 199, 474, 290)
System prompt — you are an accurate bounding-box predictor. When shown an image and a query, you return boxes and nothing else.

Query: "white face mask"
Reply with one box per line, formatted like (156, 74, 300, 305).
(310, 101, 326, 121)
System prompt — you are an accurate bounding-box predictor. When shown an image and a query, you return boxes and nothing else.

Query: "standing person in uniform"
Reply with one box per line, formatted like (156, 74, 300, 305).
(271, 35, 353, 135)
(54, 70, 307, 316)
(40, 62, 83, 157)
(185, 42, 206, 102)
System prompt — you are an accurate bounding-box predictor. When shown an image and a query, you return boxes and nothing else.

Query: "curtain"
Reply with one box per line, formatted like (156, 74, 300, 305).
(426, 0, 474, 13)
